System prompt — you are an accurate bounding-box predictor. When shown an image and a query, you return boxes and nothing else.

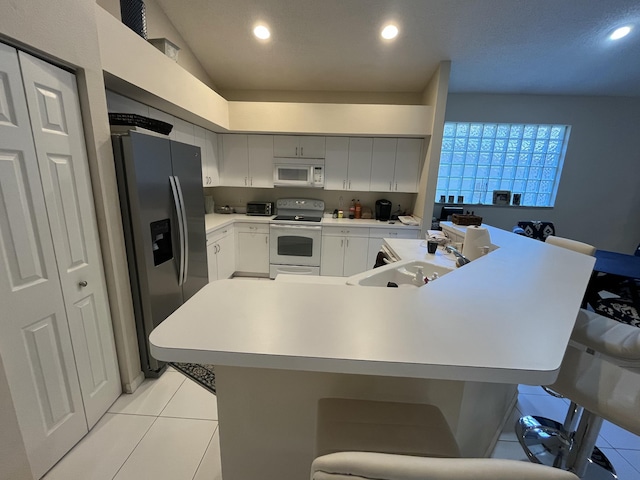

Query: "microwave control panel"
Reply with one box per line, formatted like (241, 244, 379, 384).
(313, 166, 324, 184)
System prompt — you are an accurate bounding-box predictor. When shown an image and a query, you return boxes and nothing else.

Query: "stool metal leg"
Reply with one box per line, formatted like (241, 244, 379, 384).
(567, 411, 616, 480)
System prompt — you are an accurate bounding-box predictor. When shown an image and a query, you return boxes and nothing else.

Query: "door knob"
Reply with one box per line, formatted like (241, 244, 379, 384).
(78, 280, 88, 287)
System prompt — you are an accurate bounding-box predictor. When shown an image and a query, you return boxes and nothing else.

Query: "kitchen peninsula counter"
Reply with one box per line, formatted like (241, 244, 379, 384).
(150, 225, 595, 480)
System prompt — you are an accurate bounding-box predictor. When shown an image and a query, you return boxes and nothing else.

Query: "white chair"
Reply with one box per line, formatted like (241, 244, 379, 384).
(311, 451, 579, 480)
(518, 310, 640, 479)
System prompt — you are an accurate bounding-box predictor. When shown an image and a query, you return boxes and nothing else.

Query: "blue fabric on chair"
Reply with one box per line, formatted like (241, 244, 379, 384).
(517, 221, 556, 241)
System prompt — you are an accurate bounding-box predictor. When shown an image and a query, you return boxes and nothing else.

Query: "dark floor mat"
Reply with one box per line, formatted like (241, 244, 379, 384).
(169, 363, 216, 394)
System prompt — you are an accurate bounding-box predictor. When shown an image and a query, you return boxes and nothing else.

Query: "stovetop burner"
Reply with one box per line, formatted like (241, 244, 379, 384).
(273, 215, 322, 222)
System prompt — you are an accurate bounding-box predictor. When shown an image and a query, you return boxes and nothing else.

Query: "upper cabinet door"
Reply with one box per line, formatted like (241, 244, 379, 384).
(221, 134, 249, 186)
(172, 116, 195, 145)
(324, 137, 349, 190)
(0, 43, 88, 480)
(247, 135, 274, 188)
(273, 135, 298, 157)
(106, 90, 149, 117)
(370, 138, 397, 192)
(193, 125, 208, 186)
(205, 130, 220, 186)
(299, 136, 325, 158)
(19, 51, 121, 430)
(347, 137, 373, 191)
(394, 138, 422, 193)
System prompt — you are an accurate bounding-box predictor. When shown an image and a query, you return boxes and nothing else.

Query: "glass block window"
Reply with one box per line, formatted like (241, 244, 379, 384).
(437, 122, 570, 207)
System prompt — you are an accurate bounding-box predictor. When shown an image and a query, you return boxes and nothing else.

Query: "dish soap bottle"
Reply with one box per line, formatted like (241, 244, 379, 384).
(349, 199, 355, 219)
(355, 199, 362, 219)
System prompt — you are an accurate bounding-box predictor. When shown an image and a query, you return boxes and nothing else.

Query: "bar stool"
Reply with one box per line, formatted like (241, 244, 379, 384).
(517, 309, 640, 479)
(311, 451, 579, 480)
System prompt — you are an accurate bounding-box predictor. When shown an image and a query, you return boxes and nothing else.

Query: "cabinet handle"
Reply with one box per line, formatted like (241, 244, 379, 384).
(250, 177, 253, 186)
(341, 239, 344, 247)
(349, 180, 351, 189)
(389, 181, 392, 191)
(390, 232, 398, 236)
(78, 280, 88, 287)
(343, 180, 346, 189)
(265, 236, 268, 244)
(395, 182, 398, 191)
(346, 238, 349, 248)
(296, 146, 298, 156)
(301, 147, 304, 156)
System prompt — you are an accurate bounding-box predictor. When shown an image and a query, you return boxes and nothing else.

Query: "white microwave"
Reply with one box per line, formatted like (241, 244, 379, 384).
(273, 158, 324, 188)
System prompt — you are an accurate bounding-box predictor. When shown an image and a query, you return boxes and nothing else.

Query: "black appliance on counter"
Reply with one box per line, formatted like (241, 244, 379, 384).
(246, 201, 274, 216)
(375, 199, 392, 221)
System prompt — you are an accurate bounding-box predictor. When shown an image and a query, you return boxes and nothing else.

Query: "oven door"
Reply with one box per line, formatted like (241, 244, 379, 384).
(270, 224, 322, 266)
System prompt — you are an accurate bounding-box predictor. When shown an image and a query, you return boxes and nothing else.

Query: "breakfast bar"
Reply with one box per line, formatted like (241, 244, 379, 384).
(149, 225, 595, 480)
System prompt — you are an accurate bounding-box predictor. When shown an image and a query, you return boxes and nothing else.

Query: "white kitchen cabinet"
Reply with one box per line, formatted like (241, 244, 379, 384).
(207, 226, 236, 281)
(173, 116, 195, 145)
(106, 90, 149, 117)
(235, 223, 270, 275)
(248, 135, 274, 187)
(193, 125, 208, 186)
(369, 138, 398, 192)
(221, 134, 249, 186)
(221, 134, 274, 187)
(367, 227, 421, 269)
(321, 227, 370, 277)
(324, 136, 350, 190)
(346, 137, 373, 191)
(273, 135, 325, 158)
(204, 129, 220, 186)
(393, 138, 422, 193)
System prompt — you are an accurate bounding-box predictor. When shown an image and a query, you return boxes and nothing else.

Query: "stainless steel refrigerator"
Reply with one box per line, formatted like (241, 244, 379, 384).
(112, 131, 207, 376)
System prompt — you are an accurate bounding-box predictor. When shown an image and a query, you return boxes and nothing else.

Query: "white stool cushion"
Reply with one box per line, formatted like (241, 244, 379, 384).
(572, 309, 640, 361)
(545, 235, 596, 255)
(551, 345, 640, 436)
(311, 452, 579, 480)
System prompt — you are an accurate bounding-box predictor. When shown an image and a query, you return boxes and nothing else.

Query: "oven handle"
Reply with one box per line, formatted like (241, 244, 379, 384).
(270, 224, 322, 231)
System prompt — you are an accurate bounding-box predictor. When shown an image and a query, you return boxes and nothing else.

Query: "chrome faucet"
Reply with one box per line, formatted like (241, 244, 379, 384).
(445, 245, 471, 266)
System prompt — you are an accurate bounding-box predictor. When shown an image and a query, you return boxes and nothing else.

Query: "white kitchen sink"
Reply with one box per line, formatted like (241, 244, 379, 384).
(346, 260, 454, 287)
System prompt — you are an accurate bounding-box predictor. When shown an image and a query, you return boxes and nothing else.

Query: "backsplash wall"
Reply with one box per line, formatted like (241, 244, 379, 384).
(204, 187, 418, 217)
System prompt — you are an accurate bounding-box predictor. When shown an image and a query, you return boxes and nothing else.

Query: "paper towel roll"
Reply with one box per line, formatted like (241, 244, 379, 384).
(462, 226, 491, 261)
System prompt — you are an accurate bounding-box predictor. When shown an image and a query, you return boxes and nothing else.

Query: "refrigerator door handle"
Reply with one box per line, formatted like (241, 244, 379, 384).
(174, 175, 189, 284)
(169, 175, 186, 285)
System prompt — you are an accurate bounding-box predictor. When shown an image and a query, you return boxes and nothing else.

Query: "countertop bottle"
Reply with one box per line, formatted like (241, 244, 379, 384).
(349, 199, 355, 219)
(355, 199, 362, 219)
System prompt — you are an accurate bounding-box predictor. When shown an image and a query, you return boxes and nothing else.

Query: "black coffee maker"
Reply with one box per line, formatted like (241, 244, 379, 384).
(375, 199, 392, 221)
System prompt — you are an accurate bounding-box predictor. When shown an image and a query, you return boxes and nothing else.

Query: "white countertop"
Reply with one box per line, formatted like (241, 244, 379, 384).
(150, 225, 595, 385)
(205, 213, 421, 234)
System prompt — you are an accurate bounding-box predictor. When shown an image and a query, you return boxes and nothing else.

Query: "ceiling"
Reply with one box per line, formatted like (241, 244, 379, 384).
(155, 0, 640, 97)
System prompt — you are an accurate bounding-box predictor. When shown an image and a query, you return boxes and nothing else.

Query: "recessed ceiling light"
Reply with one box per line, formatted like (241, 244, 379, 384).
(253, 25, 270, 40)
(610, 25, 632, 40)
(381, 24, 399, 40)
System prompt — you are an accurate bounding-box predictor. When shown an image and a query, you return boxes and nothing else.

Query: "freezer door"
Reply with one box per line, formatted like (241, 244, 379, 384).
(170, 140, 208, 301)
(114, 132, 182, 375)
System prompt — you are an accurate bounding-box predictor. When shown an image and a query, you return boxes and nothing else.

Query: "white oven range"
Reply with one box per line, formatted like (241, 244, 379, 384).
(269, 198, 324, 278)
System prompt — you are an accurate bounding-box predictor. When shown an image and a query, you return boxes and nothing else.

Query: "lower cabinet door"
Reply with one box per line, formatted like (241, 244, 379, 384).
(207, 241, 219, 281)
(321, 236, 345, 276)
(217, 233, 236, 279)
(343, 237, 370, 277)
(236, 232, 269, 274)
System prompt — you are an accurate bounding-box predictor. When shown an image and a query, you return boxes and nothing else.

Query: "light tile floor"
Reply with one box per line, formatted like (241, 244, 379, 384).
(43, 370, 640, 480)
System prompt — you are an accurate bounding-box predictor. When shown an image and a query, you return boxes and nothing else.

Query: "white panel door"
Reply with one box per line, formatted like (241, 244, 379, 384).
(394, 138, 422, 193)
(324, 137, 349, 190)
(0, 43, 88, 479)
(221, 134, 249, 186)
(247, 134, 274, 188)
(370, 138, 397, 192)
(347, 137, 373, 191)
(20, 51, 121, 429)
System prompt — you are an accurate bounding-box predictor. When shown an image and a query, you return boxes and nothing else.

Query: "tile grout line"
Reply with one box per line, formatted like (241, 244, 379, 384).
(109, 415, 160, 480)
(601, 447, 640, 475)
(157, 375, 188, 417)
(191, 424, 220, 480)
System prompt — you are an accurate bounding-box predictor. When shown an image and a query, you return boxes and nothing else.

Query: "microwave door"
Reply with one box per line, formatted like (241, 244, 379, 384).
(275, 165, 311, 186)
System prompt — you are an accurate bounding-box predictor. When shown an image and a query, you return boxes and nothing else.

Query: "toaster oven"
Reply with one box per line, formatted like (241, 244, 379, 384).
(246, 201, 274, 216)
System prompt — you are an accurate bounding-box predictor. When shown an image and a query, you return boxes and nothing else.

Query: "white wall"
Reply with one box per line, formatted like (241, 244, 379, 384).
(441, 93, 640, 253)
